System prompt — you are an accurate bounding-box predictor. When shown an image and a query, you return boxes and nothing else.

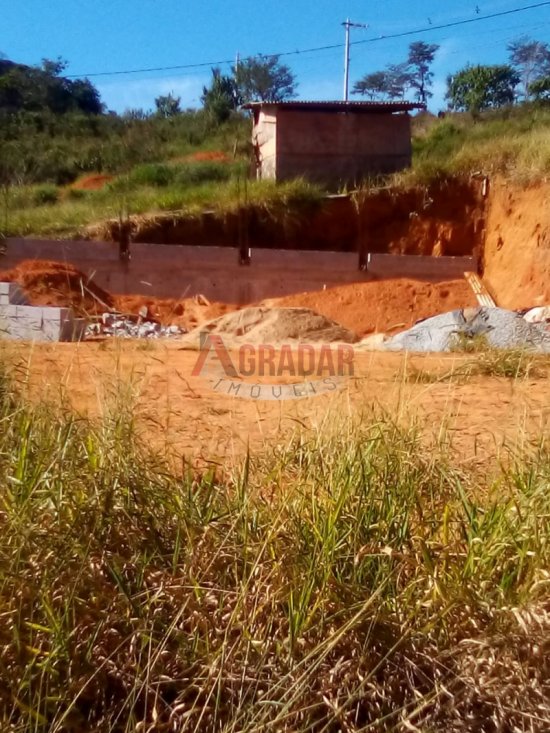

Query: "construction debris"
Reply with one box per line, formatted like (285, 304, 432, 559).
(382, 307, 550, 353)
(522, 306, 550, 324)
(86, 313, 185, 339)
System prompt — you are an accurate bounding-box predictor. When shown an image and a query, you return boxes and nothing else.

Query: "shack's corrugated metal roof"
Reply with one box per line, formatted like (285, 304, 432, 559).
(242, 100, 425, 113)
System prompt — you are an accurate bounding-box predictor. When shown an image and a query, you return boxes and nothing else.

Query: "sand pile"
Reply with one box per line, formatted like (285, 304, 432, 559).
(0, 260, 114, 317)
(260, 278, 477, 337)
(183, 306, 358, 347)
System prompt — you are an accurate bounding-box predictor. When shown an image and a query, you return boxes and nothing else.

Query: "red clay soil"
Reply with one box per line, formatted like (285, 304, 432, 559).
(184, 151, 230, 163)
(0, 261, 115, 317)
(114, 295, 235, 330)
(71, 174, 114, 191)
(92, 179, 485, 254)
(0, 259, 235, 329)
(261, 278, 477, 336)
(0, 260, 476, 336)
(483, 180, 550, 309)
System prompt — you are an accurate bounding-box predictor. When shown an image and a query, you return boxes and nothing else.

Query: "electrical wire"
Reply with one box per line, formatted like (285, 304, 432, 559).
(66, 1, 550, 78)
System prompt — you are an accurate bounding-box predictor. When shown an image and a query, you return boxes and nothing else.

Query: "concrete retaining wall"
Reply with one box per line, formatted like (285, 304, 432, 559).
(1, 238, 477, 304)
(0, 282, 85, 341)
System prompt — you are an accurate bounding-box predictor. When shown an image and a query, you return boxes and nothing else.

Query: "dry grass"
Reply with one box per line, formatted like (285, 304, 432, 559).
(396, 103, 550, 187)
(0, 356, 549, 732)
(402, 348, 550, 385)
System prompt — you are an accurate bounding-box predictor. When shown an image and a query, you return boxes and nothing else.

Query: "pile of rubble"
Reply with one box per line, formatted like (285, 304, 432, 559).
(381, 306, 550, 353)
(86, 312, 185, 340)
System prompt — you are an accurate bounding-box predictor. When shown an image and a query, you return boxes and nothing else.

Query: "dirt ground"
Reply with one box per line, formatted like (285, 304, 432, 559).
(262, 278, 476, 335)
(3, 340, 549, 470)
(0, 260, 476, 336)
(484, 180, 550, 308)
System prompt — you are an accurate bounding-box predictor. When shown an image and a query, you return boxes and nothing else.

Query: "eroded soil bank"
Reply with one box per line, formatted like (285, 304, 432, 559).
(90, 178, 486, 256)
(483, 179, 550, 308)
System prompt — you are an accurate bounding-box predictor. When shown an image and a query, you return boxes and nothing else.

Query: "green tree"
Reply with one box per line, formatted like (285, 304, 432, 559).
(352, 71, 388, 99)
(446, 64, 520, 113)
(0, 57, 102, 115)
(154, 93, 181, 118)
(353, 41, 437, 103)
(234, 55, 296, 103)
(529, 76, 550, 100)
(41, 57, 68, 77)
(352, 65, 410, 100)
(407, 41, 439, 103)
(508, 36, 550, 99)
(385, 63, 411, 99)
(69, 79, 103, 114)
(201, 67, 240, 123)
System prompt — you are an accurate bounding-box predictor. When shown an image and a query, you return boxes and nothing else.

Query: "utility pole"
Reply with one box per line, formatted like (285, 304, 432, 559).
(342, 19, 368, 101)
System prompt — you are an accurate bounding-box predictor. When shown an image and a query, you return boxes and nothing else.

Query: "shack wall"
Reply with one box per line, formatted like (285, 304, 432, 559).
(275, 109, 412, 183)
(253, 108, 412, 183)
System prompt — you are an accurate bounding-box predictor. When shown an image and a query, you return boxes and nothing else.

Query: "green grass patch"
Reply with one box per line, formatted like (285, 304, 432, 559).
(2, 175, 325, 237)
(402, 103, 550, 185)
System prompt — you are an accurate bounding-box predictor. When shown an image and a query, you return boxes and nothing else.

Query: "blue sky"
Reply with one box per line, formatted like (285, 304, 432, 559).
(3, 1, 550, 112)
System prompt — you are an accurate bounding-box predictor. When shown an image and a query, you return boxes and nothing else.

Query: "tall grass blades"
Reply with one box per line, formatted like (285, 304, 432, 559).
(0, 366, 548, 731)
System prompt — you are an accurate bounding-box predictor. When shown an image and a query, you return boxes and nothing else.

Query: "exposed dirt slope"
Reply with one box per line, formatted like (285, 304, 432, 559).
(1, 261, 476, 336)
(0, 260, 234, 328)
(71, 174, 114, 191)
(88, 180, 484, 256)
(0, 260, 115, 317)
(484, 180, 550, 309)
(261, 279, 477, 336)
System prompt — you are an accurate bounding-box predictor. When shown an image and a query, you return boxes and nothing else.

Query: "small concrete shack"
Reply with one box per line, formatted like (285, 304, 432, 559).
(244, 100, 424, 185)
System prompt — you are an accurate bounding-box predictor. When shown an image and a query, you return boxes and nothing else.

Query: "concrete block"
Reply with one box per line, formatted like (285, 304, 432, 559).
(0, 301, 87, 342)
(40, 320, 63, 342)
(1, 305, 18, 318)
(0, 282, 27, 305)
(0, 313, 9, 334)
(15, 305, 42, 319)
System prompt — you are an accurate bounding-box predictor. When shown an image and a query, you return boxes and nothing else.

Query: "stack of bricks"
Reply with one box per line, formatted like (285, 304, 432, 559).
(0, 283, 86, 342)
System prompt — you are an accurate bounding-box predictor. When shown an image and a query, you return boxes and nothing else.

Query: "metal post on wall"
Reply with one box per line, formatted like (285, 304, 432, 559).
(118, 214, 131, 265)
(237, 168, 251, 266)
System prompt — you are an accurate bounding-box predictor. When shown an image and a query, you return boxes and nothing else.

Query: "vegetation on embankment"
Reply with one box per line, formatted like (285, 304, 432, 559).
(0, 359, 548, 731)
(403, 102, 550, 185)
(4, 174, 325, 239)
(2, 102, 550, 239)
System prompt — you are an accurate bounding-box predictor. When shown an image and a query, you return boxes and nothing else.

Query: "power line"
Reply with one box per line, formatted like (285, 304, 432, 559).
(353, 1, 550, 45)
(66, 1, 550, 78)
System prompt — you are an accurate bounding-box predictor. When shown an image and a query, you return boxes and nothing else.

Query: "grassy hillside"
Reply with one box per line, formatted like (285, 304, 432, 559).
(407, 102, 550, 184)
(2, 102, 550, 238)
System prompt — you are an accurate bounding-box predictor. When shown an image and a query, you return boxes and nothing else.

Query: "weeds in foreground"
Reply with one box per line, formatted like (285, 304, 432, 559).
(403, 348, 550, 385)
(0, 367, 548, 731)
